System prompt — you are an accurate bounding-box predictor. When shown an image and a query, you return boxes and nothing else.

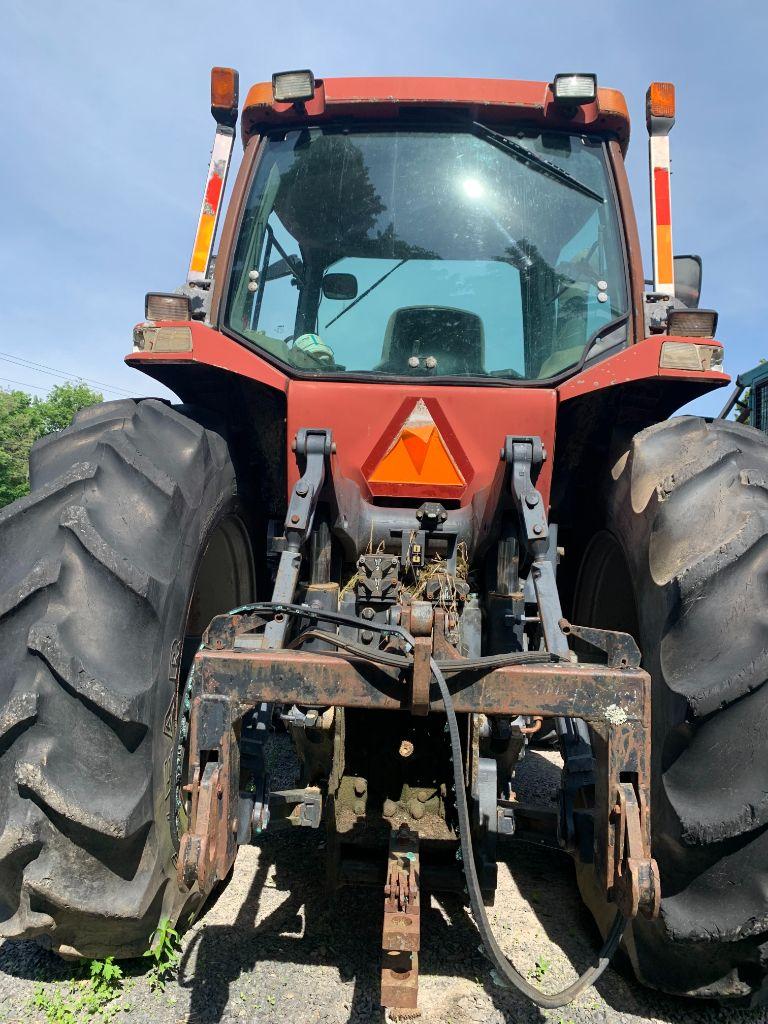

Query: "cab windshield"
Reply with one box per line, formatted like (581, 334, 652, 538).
(225, 126, 627, 380)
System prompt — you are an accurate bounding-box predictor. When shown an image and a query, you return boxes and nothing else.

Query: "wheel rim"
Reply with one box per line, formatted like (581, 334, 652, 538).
(573, 530, 640, 639)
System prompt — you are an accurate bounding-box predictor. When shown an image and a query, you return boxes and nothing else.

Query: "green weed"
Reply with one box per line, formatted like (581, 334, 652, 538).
(531, 956, 551, 981)
(143, 917, 181, 992)
(31, 957, 123, 1022)
(89, 957, 123, 1001)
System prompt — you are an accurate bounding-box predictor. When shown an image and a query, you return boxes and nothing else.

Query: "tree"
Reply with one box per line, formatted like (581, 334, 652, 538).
(0, 382, 102, 507)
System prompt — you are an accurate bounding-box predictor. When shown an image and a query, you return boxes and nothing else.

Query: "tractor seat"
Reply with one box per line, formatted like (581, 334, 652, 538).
(376, 306, 485, 375)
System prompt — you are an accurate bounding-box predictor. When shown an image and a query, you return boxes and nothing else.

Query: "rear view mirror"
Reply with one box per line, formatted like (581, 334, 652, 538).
(674, 255, 702, 309)
(322, 273, 358, 301)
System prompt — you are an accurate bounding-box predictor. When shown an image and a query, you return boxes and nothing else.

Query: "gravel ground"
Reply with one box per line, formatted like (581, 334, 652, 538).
(2, 739, 767, 1024)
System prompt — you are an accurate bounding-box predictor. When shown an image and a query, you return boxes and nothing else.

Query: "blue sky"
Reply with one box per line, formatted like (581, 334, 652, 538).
(2, 0, 765, 415)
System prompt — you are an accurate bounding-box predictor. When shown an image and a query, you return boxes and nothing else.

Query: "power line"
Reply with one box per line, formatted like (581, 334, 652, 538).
(0, 351, 135, 397)
(0, 373, 126, 401)
(0, 352, 135, 396)
(0, 376, 51, 393)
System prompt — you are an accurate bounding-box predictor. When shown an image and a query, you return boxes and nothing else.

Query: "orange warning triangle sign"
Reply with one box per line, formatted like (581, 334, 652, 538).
(368, 400, 465, 488)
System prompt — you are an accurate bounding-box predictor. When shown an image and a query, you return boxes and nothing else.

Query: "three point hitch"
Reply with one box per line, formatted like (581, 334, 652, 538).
(175, 428, 660, 1014)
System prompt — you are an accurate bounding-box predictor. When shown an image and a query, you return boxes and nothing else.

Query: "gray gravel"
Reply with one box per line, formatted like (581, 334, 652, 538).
(2, 740, 767, 1024)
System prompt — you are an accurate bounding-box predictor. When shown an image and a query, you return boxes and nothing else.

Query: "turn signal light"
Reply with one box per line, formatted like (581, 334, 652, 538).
(660, 341, 723, 372)
(211, 67, 239, 114)
(272, 69, 315, 103)
(647, 82, 675, 120)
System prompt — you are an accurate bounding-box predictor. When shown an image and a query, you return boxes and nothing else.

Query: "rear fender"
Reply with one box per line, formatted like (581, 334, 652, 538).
(127, 325, 729, 515)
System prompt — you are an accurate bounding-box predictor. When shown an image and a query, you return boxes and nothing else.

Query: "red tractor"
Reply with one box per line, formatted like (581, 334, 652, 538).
(1, 68, 763, 1015)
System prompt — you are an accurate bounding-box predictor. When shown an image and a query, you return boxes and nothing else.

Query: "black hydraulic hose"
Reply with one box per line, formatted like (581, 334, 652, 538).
(289, 628, 559, 672)
(428, 654, 627, 1008)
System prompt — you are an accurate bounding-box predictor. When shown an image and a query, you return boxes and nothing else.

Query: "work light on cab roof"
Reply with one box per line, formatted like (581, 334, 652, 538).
(272, 69, 316, 103)
(551, 72, 597, 105)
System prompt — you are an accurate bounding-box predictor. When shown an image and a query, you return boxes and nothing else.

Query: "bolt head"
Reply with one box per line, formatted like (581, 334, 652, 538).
(290, 514, 300, 524)
(533, 524, 543, 535)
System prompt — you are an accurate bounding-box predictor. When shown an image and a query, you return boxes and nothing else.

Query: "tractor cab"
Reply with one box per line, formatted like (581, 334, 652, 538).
(223, 118, 626, 382)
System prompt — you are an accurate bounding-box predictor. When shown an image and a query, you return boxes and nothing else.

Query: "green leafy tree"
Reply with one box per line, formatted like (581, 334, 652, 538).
(0, 382, 102, 507)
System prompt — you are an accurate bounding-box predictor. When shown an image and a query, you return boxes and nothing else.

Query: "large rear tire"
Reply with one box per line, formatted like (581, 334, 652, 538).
(0, 399, 254, 957)
(574, 415, 768, 1001)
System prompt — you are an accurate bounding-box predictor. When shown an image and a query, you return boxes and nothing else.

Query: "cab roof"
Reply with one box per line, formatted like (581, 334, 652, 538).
(242, 76, 630, 153)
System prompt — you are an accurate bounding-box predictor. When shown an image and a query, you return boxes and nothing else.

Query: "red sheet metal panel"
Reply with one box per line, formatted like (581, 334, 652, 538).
(286, 379, 557, 506)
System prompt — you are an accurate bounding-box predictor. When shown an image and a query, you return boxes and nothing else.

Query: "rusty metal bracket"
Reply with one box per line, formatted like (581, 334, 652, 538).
(611, 781, 660, 919)
(559, 620, 641, 670)
(204, 610, 267, 651)
(177, 693, 238, 894)
(411, 639, 432, 717)
(402, 600, 433, 716)
(381, 826, 420, 1013)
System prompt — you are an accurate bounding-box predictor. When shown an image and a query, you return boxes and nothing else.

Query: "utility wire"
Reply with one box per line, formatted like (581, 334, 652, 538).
(0, 373, 128, 400)
(0, 351, 135, 396)
(0, 351, 135, 397)
(0, 376, 53, 393)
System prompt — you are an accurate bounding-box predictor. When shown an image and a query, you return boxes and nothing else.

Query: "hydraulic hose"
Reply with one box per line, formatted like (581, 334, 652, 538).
(428, 654, 628, 1008)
